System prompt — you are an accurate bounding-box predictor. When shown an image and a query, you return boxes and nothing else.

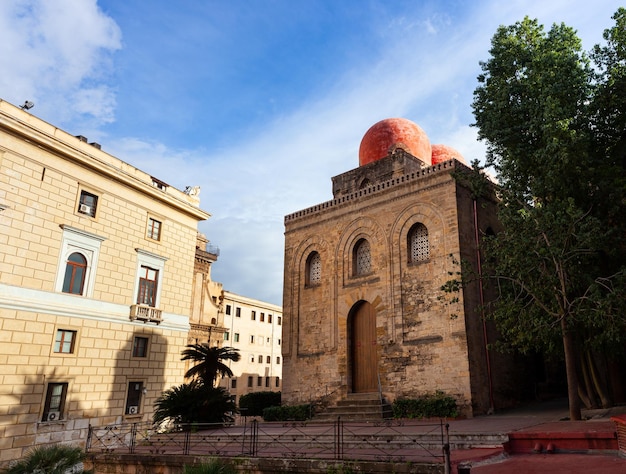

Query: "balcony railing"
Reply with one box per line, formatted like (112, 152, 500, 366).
(129, 304, 162, 324)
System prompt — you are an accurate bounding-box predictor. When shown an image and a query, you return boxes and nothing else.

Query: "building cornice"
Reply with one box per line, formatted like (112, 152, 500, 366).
(0, 99, 210, 221)
(0, 283, 190, 333)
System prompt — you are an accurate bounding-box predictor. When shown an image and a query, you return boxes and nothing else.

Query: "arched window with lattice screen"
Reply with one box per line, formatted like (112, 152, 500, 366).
(408, 223, 429, 263)
(353, 239, 372, 276)
(305, 251, 322, 287)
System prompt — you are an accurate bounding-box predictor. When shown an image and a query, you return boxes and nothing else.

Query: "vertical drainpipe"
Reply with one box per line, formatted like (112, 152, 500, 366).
(473, 198, 495, 413)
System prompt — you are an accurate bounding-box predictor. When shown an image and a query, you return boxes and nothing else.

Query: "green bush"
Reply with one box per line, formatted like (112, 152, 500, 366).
(262, 403, 312, 421)
(392, 391, 458, 419)
(183, 458, 237, 474)
(238, 391, 281, 416)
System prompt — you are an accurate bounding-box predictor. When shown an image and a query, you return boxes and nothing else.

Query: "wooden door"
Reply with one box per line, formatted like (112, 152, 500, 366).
(351, 302, 378, 393)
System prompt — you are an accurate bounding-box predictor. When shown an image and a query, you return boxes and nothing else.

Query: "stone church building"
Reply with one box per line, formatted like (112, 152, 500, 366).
(281, 118, 528, 417)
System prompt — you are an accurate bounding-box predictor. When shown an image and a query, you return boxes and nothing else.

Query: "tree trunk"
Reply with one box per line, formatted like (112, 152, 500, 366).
(561, 318, 582, 420)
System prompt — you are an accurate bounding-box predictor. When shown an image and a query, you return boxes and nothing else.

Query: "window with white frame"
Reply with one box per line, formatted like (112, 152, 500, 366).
(133, 249, 167, 308)
(137, 266, 158, 306)
(55, 225, 105, 297)
(62, 253, 87, 294)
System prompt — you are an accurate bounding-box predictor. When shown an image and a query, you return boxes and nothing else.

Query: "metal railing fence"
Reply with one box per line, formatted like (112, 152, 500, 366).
(86, 418, 450, 469)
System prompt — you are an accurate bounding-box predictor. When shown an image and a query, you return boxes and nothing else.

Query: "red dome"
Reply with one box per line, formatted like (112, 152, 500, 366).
(431, 144, 466, 165)
(359, 118, 432, 166)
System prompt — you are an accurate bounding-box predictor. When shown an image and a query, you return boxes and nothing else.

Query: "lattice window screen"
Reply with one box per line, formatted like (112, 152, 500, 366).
(355, 240, 371, 275)
(309, 252, 321, 284)
(410, 224, 429, 262)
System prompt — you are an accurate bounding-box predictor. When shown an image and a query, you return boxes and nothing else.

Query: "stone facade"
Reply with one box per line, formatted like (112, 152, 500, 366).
(282, 144, 527, 417)
(0, 99, 209, 466)
(188, 233, 226, 348)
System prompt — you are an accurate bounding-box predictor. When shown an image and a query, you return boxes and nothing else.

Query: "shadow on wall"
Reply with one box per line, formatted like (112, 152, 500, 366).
(110, 328, 169, 425)
(2, 368, 88, 467)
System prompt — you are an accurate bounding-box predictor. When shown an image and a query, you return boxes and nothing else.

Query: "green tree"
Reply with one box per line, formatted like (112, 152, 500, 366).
(153, 381, 237, 425)
(472, 12, 626, 421)
(181, 344, 241, 386)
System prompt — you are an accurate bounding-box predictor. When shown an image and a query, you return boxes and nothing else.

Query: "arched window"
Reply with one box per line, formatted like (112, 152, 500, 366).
(305, 251, 321, 287)
(353, 239, 371, 276)
(408, 223, 429, 263)
(62, 252, 87, 294)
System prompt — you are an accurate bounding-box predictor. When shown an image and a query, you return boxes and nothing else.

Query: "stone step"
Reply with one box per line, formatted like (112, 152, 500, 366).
(505, 421, 617, 454)
(337, 399, 383, 407)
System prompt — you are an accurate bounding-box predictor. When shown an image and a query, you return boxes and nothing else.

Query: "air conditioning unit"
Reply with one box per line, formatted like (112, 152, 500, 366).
(128, 406, 139, 415)
(46, 411, 61, 422)
(79, 204, 91, 215)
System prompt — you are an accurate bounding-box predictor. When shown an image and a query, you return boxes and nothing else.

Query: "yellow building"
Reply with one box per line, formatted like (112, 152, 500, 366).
(0, 99, 210, 465)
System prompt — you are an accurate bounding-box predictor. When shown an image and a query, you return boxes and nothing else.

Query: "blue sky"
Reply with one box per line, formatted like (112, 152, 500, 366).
(0, 0, 621, 305)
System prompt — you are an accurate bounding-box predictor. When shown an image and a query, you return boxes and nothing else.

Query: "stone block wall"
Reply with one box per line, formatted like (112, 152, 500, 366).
(283, 160, 482, 415)
(0, 100, 207, 466)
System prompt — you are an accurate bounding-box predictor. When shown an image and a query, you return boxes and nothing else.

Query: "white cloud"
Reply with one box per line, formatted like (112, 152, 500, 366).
(0, 0, 121, 125)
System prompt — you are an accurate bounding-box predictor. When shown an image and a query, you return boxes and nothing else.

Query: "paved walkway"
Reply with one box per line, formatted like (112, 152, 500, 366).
(447, 400, 626, 473)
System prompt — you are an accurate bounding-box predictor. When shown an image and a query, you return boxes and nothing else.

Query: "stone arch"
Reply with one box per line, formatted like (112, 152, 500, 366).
(389, 202, 449, 343)
(335, 216, 388, 287)
(288, 235, 332, 356)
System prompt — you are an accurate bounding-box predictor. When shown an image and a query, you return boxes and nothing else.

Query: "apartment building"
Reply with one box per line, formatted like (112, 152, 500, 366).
(0, 99, 209, 465)
(218, 292, 282, 404)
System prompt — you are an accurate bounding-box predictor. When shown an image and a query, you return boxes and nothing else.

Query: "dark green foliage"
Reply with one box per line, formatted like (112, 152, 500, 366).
(262, 403, 312, 421)
(5, 444, 92, 474)
(238, 391, 281, 416)
(182, 458, 237, 474)
(471, 9, 626, 420)
(153, 381, 237, 425)
(181, 344, 241, 386)
(392, 392, 458, 419)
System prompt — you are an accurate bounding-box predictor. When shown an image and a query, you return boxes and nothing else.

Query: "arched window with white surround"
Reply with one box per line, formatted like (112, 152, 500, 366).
(62, 252, 87, 294)
(353, 238, 371, 276)
(408, 223, 429, 263)
(305, 251, 321, 287)
(54, 225, 106, 297)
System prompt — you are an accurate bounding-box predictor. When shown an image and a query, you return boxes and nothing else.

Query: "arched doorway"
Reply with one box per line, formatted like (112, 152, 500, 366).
(349, 301, 378, 393)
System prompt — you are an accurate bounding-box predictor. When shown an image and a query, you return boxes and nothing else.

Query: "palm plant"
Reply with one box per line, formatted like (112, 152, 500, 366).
(5, 444, 91, 474)
(153, 381, 236, 425)
(181, 344, 241, 386)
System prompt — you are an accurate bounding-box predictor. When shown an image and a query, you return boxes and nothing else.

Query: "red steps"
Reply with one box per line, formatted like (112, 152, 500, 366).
(505, 421, 618, 454)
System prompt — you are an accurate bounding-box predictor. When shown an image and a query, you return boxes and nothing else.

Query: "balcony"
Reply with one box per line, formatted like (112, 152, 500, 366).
(129, 304, 162, 324)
